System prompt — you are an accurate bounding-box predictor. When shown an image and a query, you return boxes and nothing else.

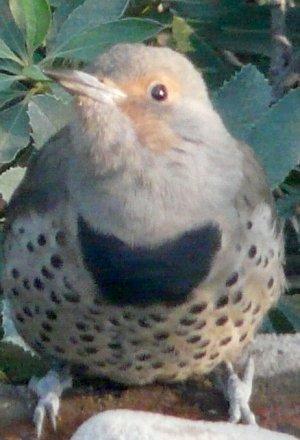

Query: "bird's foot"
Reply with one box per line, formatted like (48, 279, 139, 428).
(224, 356, 256, 425)
(29, 368, 72, 438)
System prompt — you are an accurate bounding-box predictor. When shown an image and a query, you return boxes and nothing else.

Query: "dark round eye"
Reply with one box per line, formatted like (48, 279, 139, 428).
(150, 84, 168, 101)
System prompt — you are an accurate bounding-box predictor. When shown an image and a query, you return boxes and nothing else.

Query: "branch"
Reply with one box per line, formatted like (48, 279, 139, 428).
(223, 50, 245, 68)
(269, 0, 300, 102)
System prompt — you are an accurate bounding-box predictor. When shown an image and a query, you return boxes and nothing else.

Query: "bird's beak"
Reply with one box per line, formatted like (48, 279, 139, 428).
(44, 69, 127, 104)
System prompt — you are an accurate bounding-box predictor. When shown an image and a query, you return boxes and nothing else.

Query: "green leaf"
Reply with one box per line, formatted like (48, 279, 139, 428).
(0, 73, 20, 92)
(170, 0, 235, 21)
(1, 300, 47, 380)
(0, 103, 30, 162)
(0, 0, 27, 60)
(28, 94, 73, 148)
(22, 65, 49, 81)
(9, 0, 51, 54)
(49, 18, 163, 62)
(276, 185, 300, 219)
(174, 0, 275, 57)
(47, 0, 85, 46)
(202, 26, 272, 57)
(277, 296, 300, 333)
(0, 167, 26, 202)
(213, 65, 272, 140)
(268, 306, 296, 334)
(50, 83, 73, 103)
(0, 89, 25, 109)
(246, 89, 300, 189)
(0, 59, 23, 74)
(0, 339, 48, 382)
(0, 37, 22, 63)
(260, 315, 275, 333)
(52, 0, 129, 50)
(172, 15, 193, 53)
(0, 343, 45, 382)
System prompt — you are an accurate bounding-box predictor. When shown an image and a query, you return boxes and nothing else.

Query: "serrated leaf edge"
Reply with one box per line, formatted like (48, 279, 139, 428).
(213, 63, 270, 100)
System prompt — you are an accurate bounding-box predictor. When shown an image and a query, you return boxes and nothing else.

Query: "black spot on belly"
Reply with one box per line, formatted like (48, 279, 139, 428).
(27, 242, 34, 252)
(149, 313, 165, 323)
(12, 288, 19, 296)
(34, 277, 44, 291)
(23, 279, 31, 290)
(11, 268, 19, 279)
(248, 245, 257, 259)
(41, 322, 52, 332)
(186, 335, 201, 344)
(50, 291, 61, 304)
(152, 361, 164, 369)
(216, 295, 229, 309)
(78, 217, 222, 306)
(23, 306, 33, 317)
(37, 234, 46, 246)
(41, 266, 54, 280)
(189, 302, 207, 314)
(51, 254, 63, 269)
(40, 332, 50, 342)
(80, 334, 94, 342)
(194, 351, 206, 359)
(226, 272, 238, 287)
(216, 315, 228, 326)
(16, 313, 24, 323)
(46, 310, 57, 320)
(220, 336, 232, 346)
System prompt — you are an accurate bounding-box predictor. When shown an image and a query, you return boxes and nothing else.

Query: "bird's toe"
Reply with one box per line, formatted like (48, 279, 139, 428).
(29, 368, 72, 437)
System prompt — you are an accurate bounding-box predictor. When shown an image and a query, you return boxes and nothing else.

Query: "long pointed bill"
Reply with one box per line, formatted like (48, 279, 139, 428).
(44, 69, 126, 104)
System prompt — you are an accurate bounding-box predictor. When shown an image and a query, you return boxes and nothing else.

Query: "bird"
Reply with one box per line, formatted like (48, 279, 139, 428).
(2, 43, 285, 436)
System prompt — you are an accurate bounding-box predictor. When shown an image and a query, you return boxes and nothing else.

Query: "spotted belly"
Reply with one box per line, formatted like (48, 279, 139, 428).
(3, 211, 283, 385)
(6, 281, 277, 385)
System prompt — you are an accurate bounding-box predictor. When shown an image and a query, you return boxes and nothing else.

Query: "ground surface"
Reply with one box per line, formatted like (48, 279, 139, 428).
(0, 334, 299, 440)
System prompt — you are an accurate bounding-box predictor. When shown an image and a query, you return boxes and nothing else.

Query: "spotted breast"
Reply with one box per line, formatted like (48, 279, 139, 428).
(2, 135, 284, 385)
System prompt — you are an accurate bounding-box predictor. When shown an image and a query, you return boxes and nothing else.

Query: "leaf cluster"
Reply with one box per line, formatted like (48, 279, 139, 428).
(0, 0, 163, 169)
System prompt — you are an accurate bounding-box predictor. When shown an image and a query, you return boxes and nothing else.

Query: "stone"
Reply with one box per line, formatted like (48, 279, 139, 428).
(70, 410, 298, 440)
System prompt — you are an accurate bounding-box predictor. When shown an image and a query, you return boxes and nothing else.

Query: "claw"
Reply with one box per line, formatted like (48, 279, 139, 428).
(29, 368, 72, 438)
(48, 392, 60, 431)
(225, 356, 256, 425)
(33, 404, 45, 439)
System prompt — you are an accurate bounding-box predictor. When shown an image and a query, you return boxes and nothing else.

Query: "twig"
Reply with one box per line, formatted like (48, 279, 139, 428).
(223, 50, 245, 68)
(269, 0, 300, 102)
(270, 0, 292, 78)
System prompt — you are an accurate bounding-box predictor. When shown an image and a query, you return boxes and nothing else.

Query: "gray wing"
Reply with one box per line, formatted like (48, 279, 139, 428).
(6, 127, 72, 223)
(238, 141, 275, 213)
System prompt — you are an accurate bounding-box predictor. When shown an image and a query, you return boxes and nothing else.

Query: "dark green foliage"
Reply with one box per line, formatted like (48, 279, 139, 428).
(0, 0, 164, 164)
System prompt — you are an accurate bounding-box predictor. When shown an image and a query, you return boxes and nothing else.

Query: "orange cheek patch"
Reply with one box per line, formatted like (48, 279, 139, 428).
(120, 100, 180, 153)
(102, 72, 182, 153)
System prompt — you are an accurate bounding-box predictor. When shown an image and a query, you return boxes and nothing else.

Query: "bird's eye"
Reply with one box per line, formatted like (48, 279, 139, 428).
(150, 84, 168, 101)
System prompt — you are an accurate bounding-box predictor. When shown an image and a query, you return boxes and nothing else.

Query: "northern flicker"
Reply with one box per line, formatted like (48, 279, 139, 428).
(2, 43, 285, 435)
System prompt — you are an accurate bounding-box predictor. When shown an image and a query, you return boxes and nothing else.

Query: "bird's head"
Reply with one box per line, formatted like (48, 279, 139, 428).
(44, 44, 246, 244)
(45, 44, 232, 176)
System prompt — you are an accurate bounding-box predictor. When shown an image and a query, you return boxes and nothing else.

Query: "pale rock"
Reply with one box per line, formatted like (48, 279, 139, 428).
(70, 410, 297, 440)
